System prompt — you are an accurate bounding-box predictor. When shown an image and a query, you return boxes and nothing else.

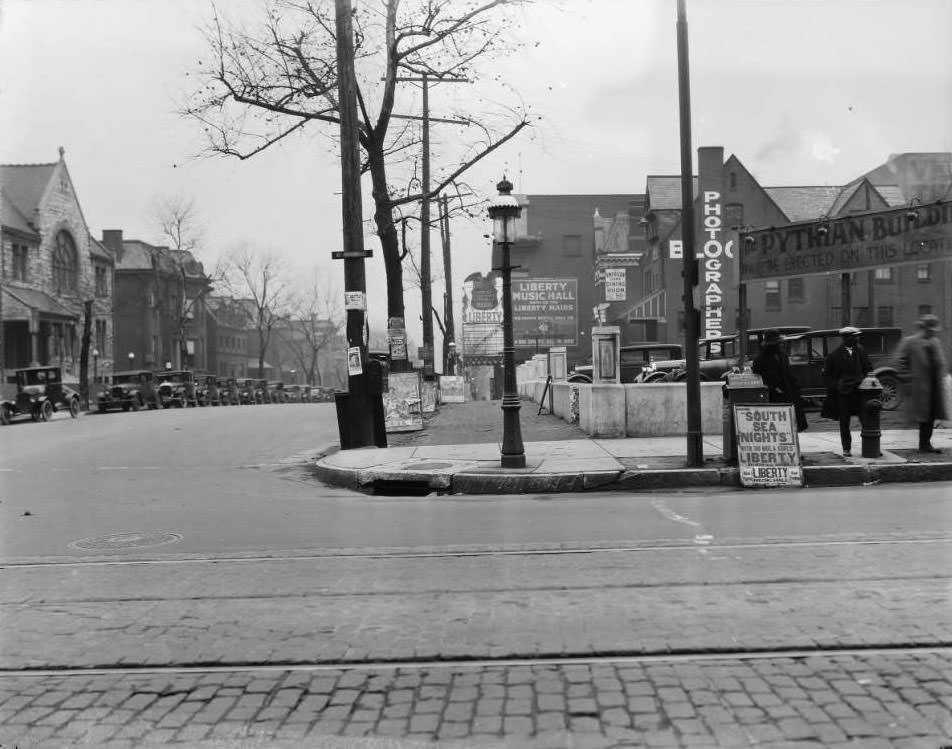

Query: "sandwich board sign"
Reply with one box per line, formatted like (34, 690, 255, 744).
(733, 404, 803, 487)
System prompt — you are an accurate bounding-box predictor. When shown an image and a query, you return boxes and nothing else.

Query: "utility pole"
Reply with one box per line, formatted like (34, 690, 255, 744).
(333, 0, 378, 448)
(677, 0, 703, 466)
(391, 73, 469, 377)
(440, 194, 456, 375)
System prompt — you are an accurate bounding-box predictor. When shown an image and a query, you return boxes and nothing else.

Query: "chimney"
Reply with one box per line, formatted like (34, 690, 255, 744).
(101, 229, 124, 262)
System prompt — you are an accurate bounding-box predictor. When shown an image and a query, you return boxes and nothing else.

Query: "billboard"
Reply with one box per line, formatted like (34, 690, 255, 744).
(512, 278, 578, 347)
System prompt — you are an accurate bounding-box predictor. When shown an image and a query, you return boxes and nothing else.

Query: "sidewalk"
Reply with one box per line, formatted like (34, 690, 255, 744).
(314, 399, 952, 494)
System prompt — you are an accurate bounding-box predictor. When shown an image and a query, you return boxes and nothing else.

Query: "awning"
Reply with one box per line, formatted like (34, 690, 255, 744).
(2, 285, 77, 320)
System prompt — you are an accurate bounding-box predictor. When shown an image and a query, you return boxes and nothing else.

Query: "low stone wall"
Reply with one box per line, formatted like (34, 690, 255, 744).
(522, 380, 725, 437)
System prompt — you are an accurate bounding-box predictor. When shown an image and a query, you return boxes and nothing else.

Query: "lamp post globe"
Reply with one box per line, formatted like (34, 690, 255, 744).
(487, 177, 526, 469)
(92, 349, 99, 384)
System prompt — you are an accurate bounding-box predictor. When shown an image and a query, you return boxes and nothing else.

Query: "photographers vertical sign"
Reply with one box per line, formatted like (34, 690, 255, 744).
(733, 404, 803, 488)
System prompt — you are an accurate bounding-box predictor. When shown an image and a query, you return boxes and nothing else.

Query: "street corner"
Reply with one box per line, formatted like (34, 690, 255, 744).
(452, 468, 623, 495)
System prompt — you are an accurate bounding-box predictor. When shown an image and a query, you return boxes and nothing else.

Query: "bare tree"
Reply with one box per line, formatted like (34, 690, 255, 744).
(281, 271, 345, 386)
(185, 0, 535, 324)
(153, 196, 216, 369)
(220, 244, 292, 378)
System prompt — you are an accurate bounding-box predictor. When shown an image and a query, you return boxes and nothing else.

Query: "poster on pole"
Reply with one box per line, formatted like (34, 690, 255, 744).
(733, 404, 803, 488)
(347, 347, 363, 376)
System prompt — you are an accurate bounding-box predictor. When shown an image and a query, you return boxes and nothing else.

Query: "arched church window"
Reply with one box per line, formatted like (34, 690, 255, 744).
(53, 230, 78, 293)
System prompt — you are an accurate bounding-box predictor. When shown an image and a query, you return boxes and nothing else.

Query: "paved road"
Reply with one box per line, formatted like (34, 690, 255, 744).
(1, 405, 950, 747)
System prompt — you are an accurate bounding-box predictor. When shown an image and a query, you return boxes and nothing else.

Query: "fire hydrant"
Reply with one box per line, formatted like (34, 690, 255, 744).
(858, 375, 883, 458)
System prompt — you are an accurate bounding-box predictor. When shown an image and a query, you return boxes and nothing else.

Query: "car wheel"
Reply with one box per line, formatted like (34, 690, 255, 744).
(0, 404, 11, 425)
(878, 374, 901, 411)
(69, 398, 80, 418)
(134, 396, 143, 411)
(40, 400, 53, 422)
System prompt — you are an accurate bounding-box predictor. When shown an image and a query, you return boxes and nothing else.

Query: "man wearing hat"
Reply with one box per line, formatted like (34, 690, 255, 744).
(895, 314, 948, 453)
(821, 326, 872, 456)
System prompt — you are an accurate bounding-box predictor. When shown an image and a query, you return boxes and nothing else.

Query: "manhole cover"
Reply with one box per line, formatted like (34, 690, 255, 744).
(405, 462, 454, 470)
(69, 532, 183, 551)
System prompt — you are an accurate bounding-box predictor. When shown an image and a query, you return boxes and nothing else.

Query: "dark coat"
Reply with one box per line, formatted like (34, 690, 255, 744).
(752, 346, 800, 404)
(820, 343, 872, 419)
(895, 333, 948, 422)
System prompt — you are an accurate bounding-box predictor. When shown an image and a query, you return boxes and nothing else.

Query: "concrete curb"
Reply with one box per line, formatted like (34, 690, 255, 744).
(314, 456, 952, 495)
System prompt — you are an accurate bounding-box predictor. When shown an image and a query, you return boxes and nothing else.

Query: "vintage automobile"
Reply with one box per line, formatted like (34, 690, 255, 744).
(621, 343, 684, 383)
(784, 327, 904, 411)
(194, 374, 221, 406)
(155, 369, 198, 408)
(253, 378, 271, 404)
(237, 378, 257, 405)
(217, 377, 240, 405)
(1, 366, 81, 424)
(268, 381, 287, 403)
(661, 326, 813, 383)
(285, 384, 303, 402)
(96, 369, 159, 412)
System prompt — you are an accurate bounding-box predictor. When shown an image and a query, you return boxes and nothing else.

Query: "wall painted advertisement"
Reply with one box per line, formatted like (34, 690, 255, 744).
(512, 278, 578, 347)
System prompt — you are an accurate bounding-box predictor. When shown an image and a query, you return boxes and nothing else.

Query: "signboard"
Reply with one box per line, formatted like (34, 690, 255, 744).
(669, 240, 683, 259)
(421, 380, 438, 414)
(346, 346, 362, 376)
(383, 372, 424, 432)
(741, 200, 952, 281)
(461, 272, 504, 356)
(512, 278, 578, 347)
(388, 329, 408, 360)
(344, 291, 366, 311)
(604, 268, 626, 301)
(696, 190, 733, 341)
(439, 376, 465, 403)
(733, 404, 803, 488)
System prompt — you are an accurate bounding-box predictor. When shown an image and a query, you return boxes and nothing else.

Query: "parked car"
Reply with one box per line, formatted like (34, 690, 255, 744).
(253, 378, 271, 404)
(217, 377, 240, 406)
(97, 369, 159, 412)
(268, 381, 287, 403)
(567, 364, 593, 383)
(312, 386, 336, 402)
(285, 384, 303, 402)
(155, 370, 198, 408)
(195, 374, 221, 406)
(1, 366, 81, 424)
(784, 327, 904, 410)
(237, 378, 257, 405)
(621, 343, 684, 383)
(663, 326, 813, 382)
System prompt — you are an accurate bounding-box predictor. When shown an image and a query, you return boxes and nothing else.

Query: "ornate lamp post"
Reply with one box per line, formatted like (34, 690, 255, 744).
(487, 177, 525, 468)
(92, 349, 99, 384)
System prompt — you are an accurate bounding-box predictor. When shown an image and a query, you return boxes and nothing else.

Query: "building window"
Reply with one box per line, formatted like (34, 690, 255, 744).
(11, 243, 29, 281)
(874, 267, 893, 283)
(95, 319, 107, 352)
(788, 277, 805, 302)
(853, 307, 871, 327)
(94, 265, 108, 297)
(765, 281, 781, 311)
(729, 172, 737, 189)
(52, 231, 79, 293)
(917, 264, 932, 282)
(918, 304, 932, 318)
(725, 203, 744, 225)
(877, 306, 893, 327)
(563, 235, 581, 256)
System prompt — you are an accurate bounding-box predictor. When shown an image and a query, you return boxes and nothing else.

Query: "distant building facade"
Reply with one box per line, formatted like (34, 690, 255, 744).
(1, 148, 115, 384)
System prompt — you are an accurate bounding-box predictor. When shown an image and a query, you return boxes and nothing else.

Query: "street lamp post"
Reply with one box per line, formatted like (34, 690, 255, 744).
(488, 177, 526, 469)
(92, 349, 99, 385)
(128, 352, 135, 370)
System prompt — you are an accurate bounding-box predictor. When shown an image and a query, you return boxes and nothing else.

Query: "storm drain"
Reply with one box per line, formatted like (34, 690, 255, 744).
(363, 479, 434, 496)
(69, 532, 183, 551)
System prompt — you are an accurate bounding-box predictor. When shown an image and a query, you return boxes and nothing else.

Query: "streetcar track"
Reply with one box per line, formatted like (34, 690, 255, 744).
(2, 535, 949, 570)
(1, 644, 949, 679)
(2, 572, 949, 606)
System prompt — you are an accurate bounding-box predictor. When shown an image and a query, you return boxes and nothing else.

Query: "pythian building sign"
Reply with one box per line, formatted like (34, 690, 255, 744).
(741, 199, 952, 281)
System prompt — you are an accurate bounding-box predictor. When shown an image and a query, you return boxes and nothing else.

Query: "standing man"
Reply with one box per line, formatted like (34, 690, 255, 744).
(895, 314, 948, 453)
(752, 328, 807, 431)
(821, 326, 872, 457)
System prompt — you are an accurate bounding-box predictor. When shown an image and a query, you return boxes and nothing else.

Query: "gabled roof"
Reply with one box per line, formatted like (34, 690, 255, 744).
(89, 237, 115, 263)
(763, 186, 840, 223)
(1, 189, 40, 239)
(645, 176, 697, 211)
(0, 162, 57, 220)
(2, 285, 76, 319)
(875, 185, 906, 206)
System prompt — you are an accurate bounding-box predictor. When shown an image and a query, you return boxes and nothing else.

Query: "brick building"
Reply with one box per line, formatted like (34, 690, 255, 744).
(205, 295, 250, 378)
(100, 229, 211, 372)
(1, 148, 115, 385)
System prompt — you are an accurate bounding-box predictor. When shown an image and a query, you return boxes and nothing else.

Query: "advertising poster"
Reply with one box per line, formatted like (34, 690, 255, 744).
(512, 278, 578, 347)
(440, 376, 465, 403)
(461, 272, 504, 355)
(383, 372, 424, 432)
(603, 268, 626, 301)
(346, 347, 362, 376)
(421, 380, 438, 414)
(733, 404, 803, 488)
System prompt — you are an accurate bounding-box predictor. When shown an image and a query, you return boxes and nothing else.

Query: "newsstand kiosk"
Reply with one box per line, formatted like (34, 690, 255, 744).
(722, 372, 768, 464)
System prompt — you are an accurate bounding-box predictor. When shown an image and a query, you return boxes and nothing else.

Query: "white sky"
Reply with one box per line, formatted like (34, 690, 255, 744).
(2, 0, 951, 345)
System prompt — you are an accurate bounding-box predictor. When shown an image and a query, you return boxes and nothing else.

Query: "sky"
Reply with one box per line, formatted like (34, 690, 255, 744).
(2, 0, 951, 349)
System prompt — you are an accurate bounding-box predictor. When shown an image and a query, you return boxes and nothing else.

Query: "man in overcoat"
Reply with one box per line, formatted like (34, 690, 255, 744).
(895, 314, 948, 453)
(820, 326, 872, 456)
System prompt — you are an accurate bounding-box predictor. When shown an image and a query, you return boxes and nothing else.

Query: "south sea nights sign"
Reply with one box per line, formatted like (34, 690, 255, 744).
(733, 404, 803, 488)
(741, 199, 952, 280)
